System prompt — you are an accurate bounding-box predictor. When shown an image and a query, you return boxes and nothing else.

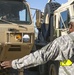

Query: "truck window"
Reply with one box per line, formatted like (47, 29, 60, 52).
(59, 10, 70, 29)
(0, 1, 31, 24)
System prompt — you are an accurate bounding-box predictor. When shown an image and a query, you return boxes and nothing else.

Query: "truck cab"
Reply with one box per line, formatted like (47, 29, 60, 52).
(0, 0, 35, 74)
(54, 0, 74, 37)
(0, 0, 35, 61)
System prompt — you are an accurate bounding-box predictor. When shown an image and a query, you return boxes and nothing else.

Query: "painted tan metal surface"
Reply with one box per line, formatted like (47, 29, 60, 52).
(0, 0, 35, 61)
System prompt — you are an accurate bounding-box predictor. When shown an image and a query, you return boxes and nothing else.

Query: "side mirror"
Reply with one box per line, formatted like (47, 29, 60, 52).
(36, 10, 44, 28)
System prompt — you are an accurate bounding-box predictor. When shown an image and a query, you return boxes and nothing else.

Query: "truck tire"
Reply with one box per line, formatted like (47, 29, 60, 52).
(48, 61, 59, 75)
(41, 2, 61, 41)
(49, 64, 57, 75)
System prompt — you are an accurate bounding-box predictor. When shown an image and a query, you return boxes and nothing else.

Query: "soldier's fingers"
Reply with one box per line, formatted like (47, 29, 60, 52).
(1, 61, 9, 66)
(3, 65, 10, 69)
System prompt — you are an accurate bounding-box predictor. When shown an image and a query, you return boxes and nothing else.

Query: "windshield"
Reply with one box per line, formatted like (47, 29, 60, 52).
(59, 10, 70, 29)
(0, 1, 31, 24)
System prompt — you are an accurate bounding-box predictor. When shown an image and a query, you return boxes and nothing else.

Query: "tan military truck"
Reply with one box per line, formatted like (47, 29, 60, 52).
(35, 0, 74, 75)
(0, 0, 35, 75)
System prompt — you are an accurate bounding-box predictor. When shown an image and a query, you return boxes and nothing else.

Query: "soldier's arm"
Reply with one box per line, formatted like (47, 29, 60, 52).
(1, 39, 59, 69)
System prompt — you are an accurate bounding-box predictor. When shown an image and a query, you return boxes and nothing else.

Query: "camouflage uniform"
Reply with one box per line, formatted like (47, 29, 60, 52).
(12, 32, 74, 75)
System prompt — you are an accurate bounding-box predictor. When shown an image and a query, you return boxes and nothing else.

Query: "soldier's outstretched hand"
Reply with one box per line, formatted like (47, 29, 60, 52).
(0, 60, 12, 69)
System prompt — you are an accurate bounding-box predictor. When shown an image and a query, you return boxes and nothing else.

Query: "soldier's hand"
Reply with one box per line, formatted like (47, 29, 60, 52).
(0, 60, 12, 69)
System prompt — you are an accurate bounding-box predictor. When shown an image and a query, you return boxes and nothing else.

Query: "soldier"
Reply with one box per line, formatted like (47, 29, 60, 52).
(1, 17, 74, 75)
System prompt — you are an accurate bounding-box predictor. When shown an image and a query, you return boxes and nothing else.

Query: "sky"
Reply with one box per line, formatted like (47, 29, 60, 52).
(27, 0, 68, 11)
(26, 0, 68, 34)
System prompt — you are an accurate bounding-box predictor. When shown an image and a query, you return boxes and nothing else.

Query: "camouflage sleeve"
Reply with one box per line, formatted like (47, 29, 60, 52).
(11, 39, 59, 69)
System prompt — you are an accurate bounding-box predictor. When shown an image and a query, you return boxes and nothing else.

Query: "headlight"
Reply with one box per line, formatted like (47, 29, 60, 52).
(23, 34, 30, 42)
(15, 34, 22, 41)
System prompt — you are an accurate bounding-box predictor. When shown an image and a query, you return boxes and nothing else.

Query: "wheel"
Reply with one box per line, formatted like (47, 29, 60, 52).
(49, 64, 57, 75)
(41, 2, 61, 41)
(48, 61, 59, 75)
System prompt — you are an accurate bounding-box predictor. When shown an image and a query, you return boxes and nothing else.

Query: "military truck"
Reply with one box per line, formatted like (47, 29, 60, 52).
(35, 0, 74, 75)
(0, 0, 35, 75)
